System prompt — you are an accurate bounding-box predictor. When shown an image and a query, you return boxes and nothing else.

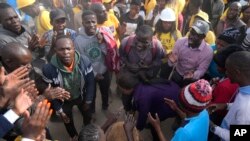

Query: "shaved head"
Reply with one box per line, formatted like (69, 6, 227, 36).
(1, 42, 32, 72)
(226, 51, 250, 72)
(225, 51, 250, 85)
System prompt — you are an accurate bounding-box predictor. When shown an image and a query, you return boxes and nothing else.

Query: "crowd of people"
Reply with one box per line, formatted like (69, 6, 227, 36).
(0, 0, 250, 141)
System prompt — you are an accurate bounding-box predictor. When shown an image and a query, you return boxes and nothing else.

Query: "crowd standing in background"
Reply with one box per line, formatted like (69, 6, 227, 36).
(1, 0, 250, 141)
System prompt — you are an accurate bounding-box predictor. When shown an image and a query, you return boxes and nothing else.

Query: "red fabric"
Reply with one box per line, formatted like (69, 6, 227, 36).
(99, 27, 120, 73)
(211, 78, 239, 116)
(178, 13, 183, 32)
(189, 80, 212, 103)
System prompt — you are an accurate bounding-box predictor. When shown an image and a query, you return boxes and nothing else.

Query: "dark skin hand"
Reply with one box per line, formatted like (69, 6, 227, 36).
(43, 84, 71, 101)
(124, 114, 136, 141)
(28, 34, 40, 51)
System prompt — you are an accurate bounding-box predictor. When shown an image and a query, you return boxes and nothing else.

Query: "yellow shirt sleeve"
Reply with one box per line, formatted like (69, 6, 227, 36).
(205, 31, 216, 45)
(144, 0, 157, 16)
(36, 10, 53, 36)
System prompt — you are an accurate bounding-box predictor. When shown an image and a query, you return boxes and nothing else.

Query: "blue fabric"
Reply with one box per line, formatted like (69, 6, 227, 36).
(171, 110, 210, 141)
(239, 85, 250, 95)
(208, 45, 224, 78)
(0, 115, 14, 138)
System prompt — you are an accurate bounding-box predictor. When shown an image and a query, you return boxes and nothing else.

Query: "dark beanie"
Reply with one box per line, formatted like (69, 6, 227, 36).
(217, 27, 241, 44)
(214, 44, 244, 68)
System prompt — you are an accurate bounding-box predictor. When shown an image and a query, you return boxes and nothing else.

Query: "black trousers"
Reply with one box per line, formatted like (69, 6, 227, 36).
(91, 71, 111, 112)
(62, 96, 92, 137)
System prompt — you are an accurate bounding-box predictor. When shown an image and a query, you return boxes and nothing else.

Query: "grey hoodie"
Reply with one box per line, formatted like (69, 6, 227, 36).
(0, 26, 31, 48)
(74, 27, 107, 76)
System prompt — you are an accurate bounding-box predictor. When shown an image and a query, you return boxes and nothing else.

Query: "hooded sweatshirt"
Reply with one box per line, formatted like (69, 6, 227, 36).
(50, 51, 82, 100)
(74, 27, 107, 76)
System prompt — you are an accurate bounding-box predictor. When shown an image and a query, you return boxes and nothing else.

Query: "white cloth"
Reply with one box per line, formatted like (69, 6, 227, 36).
(3, 109, 20, 124)
(214, 90, 250, 141)
(21, 138, 35, 141)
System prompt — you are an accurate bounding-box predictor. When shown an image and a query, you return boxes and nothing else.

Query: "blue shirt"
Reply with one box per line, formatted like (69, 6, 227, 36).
(171, 110, 210, 141)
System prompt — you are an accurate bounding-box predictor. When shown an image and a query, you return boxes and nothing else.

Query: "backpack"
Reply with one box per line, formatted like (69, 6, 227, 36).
(124, 35, 158, 59)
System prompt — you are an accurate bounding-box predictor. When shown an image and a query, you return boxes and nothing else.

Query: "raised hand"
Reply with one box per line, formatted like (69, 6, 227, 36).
(12, 89, 34, 115)
(164, 98, 186, 119)
(124, 114, 136, 132)
(147, 112, 160, 130)
(22, 100, 52, 140)
(124, 114, 137, 141)
(0, 67, 6, 85)
(28, 34, 40, 51)
(1, 66, 33, 100)
(164, 98, 178, 111)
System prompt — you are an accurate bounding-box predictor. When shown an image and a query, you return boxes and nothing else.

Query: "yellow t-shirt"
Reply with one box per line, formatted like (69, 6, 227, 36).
(144, 0, 157, 16)
(205, 31, 216, 45)
(72, 5, 82, 15)
(98, 12, 121, 47)
(36, 10, 53, 36)
(157, 30, 182, 53)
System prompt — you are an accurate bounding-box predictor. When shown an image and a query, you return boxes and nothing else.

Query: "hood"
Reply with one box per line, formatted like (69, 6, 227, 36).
(50, 51, 80, 73)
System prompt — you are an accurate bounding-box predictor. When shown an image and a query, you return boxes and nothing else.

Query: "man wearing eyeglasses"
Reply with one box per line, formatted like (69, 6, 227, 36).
(119, 24, 165, 112)
(167, 20, 213, 87)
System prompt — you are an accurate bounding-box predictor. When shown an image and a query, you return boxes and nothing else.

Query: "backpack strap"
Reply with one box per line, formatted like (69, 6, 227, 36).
(124, 35, 136, 55)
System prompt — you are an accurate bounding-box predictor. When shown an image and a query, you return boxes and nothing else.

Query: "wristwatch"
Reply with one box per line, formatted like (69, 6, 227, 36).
(210, 124, 217, 133)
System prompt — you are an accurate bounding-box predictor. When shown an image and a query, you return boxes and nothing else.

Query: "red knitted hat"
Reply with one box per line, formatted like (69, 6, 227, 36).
(179, 79, 212, 113)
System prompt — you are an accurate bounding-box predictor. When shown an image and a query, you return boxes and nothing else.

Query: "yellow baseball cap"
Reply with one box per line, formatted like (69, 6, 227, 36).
(17, 0, 36, 9)
(195, 11, 210, 23)
(102, 0, 112, 3)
